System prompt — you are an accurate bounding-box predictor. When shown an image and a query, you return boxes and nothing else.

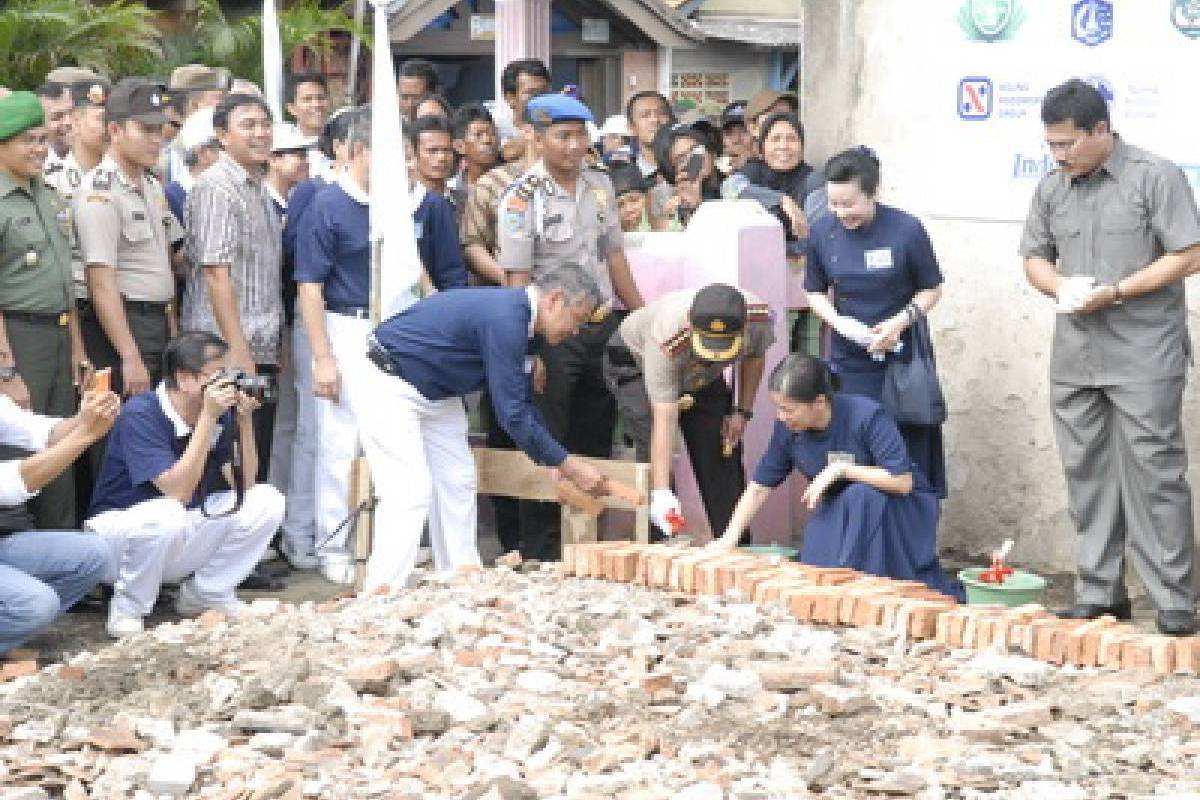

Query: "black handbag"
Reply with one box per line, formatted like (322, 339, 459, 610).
(881, 316, 947, 426)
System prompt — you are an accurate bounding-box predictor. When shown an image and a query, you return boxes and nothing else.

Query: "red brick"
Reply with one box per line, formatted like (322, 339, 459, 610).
(644, 549, 680, 588)
(607, 548, 641, 583)
(57, 664, 85, 681)
(559, 544, 577, 576)
(1097, 629, 1137, 670)
(716, 557, 761, 595)
(907, 601, 953, 640)
(640, 673, 673, 693)
(1120, 636, 1155, 671)
(853, 593, 889, 629)
(0, 660, 38, 681)
(1064, 617, 1117, 667)
(1148, 635, 1178, 675)
(1175, 637, 1200, 675)
(754, 577, 812, 605)
(812, 568, 861, 587)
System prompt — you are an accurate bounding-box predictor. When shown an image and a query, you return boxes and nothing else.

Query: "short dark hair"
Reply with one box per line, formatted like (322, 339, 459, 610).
(451, 103, 494, 139)
(319, 106, 358, 159)
(1041, 78, 1110, 131)
(500, 58, 551, 96)
(405, 113, 453, 151)
(824, 146, 881, 196)
(398, 59, 439, 91)
(212, 93, 272, 131)
(414, 91, 452, 119)
(758, 111, 805, 151)
(624, 91, 671, 125)
(652, 123, 711, 185)
(164, 331, 228, 389)
(608, 163, 647, 196)
(767, 354, 840, 403)
(285, 72, 327, 105)
(36, 82, 68, 99)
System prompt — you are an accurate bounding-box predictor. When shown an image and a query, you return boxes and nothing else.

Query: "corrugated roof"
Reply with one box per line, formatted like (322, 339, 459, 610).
(695, 14, 799, 46)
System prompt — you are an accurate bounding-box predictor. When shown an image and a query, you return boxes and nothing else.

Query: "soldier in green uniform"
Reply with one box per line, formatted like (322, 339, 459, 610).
(0, 92, 86, 529)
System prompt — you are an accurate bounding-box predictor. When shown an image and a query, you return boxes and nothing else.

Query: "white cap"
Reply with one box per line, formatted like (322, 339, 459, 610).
(271, 123, 317, 153)
(598, 114, 630, 138)
(176, 107, 217, 153)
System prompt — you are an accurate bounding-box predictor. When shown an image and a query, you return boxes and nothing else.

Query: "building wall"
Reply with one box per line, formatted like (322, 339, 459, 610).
(671, 42, 772, 109)
(801, 0, 1200, 577)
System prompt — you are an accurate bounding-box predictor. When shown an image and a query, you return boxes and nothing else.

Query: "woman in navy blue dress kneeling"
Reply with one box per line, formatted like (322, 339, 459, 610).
(709, 354, 962, 599)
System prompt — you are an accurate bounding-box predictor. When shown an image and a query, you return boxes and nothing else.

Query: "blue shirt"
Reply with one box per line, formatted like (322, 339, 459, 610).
(373, 287, 567, 467)
(165, 180, 187, 226)
(283, 176, 326, 265)
(294, 182, 370, 308)
(805, 204, 942, 370)
(414, 191, 468, 292)
(89, 385, 234, 516)
(753, 393, 925, 493)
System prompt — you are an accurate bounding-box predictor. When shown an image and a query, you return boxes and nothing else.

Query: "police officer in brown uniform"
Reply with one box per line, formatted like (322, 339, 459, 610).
(604, 284, 774, 538)
(497, 93, 645, 560)
(0, 91, 86, 529)
(74, 79, 183, 406)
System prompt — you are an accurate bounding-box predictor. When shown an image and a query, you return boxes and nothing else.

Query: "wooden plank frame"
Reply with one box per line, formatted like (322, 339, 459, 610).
(472, 447, 651, 546)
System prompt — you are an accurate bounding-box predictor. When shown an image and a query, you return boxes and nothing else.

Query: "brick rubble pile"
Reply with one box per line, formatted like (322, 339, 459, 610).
(0, 544, 1197, 799)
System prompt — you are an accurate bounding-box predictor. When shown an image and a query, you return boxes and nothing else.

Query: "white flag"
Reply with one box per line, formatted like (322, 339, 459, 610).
(262, 0, 284, 122)
(371, 0, 422, 320)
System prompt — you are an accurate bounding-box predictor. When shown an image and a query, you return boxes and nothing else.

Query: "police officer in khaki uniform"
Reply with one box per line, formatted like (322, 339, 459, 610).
(497, 93, 645, 560)
(604, 284, 774, 538)
(45, 79, 112, 307)
(0, 91, 86, 529)
(75, 78, 182, 408)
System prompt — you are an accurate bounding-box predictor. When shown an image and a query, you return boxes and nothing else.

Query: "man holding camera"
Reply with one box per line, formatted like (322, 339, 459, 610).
(85, 331, 284, 638)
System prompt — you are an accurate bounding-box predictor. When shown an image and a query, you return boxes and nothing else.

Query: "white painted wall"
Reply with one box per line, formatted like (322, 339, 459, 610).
(802, 0, 1200, 573)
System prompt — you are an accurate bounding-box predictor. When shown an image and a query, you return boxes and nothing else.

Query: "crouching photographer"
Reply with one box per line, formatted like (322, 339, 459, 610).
(85, 331, 284, 638)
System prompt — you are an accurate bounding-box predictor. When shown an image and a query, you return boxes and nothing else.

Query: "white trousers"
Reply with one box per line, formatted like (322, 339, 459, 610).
(356, 363, 480, 592)
(313, 312, 372, 552)
(87, 485, 285, 617)
(280, 317, 318, 550)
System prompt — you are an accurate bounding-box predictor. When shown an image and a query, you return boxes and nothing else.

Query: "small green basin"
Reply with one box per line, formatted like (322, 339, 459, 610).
(741, 544, 799, 559)
(959, 567, 1047, 607)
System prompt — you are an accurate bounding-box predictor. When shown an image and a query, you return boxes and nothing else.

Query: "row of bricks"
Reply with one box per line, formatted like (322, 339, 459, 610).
(559, 541, 1200, 676)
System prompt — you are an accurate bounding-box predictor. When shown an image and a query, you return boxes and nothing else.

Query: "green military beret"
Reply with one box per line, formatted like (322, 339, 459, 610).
(0, 91, 45, 141)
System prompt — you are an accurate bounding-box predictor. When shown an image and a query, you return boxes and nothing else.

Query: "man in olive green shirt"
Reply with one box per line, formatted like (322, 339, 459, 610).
(0, 91, 85, 529)
(1020, 79, 1200, 636)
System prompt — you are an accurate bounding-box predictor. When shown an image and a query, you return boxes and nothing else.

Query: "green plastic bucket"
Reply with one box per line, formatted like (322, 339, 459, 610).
(958, 567, 1047, 607)
(741, 544, 799, 559)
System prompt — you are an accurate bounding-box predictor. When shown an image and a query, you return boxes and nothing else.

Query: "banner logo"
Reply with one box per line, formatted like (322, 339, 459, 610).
(958, 0, 1025, 42)
(1071, 0, 1113, 46)
(958, 77, 994, 120)
(1173, 0, 1200, 38)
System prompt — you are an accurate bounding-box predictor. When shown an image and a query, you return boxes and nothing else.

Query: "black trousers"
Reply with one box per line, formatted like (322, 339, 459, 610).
(517, 313, 622, 561)
(77, 301, 171, 519)
(604, 344, 746, 538)
(481, 389, 522, 554)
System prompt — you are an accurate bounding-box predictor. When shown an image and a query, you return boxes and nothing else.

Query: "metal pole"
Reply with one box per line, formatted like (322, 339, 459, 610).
(347, 0, 367, 103)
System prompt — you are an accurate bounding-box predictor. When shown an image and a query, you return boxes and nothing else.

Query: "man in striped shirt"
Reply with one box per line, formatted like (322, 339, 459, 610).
(182, 92, 282, 479)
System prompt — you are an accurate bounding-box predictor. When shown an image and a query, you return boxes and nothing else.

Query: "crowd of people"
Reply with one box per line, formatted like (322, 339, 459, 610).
(0, 54, 1198, 657)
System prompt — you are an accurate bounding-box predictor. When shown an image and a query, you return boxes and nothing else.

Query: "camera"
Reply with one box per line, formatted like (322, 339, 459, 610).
(206, 367, 276, 404)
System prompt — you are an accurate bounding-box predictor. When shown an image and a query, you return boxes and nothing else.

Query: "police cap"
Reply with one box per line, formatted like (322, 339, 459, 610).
(689, 283, 746, 362)
(106, 78, 170, 125)
(524, 93, 594, 126)
(70, 78, 112, 109)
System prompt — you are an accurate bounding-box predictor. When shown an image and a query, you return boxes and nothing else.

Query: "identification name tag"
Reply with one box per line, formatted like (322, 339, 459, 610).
(864, 248, 894, 270)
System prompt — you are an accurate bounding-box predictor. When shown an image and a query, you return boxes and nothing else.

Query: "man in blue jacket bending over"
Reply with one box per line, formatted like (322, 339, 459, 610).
(360, 263, 607, 590)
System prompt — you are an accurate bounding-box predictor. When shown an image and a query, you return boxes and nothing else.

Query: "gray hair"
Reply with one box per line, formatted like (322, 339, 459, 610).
(347, 106, 371, 150)
(533, 263, 603, 307)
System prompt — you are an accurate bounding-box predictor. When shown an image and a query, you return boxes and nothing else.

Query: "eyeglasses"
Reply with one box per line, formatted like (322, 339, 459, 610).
(1045, 133, 1088, 154)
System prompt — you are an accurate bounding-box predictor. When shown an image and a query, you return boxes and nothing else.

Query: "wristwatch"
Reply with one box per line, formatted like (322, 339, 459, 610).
(0, 365, 17, 381)
(734, 406, 754, 420)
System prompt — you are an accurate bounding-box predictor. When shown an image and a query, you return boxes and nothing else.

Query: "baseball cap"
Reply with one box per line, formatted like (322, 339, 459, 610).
(745, 89, 797, 125)
(70, 78, 112, 109)
(689, 284, 747, 362)
(176, 107, 217, 152)
(106, 78, 170, 125)
(721, 101, 747, 130)
(272, 124, 317, 153)
(45, 66, 103, 87)
(169, 64, 231, 92)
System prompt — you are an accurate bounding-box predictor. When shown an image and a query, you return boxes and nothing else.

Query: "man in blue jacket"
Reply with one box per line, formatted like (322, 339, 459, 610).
(359, 263, 606, 590)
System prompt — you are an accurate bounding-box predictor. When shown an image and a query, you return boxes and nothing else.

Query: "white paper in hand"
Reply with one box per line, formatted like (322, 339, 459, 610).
(1055, 276, 1097, 313)
(830, 315, 877, 349)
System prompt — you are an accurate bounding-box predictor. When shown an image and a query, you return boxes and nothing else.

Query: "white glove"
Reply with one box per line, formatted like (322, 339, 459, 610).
(829, 315, 876, 349)
(650, 488, 682, 535)
(1055, 276, 1097, 313)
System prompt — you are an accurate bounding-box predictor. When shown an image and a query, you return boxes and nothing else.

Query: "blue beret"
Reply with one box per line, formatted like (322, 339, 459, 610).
(525, 94, 594, 125)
